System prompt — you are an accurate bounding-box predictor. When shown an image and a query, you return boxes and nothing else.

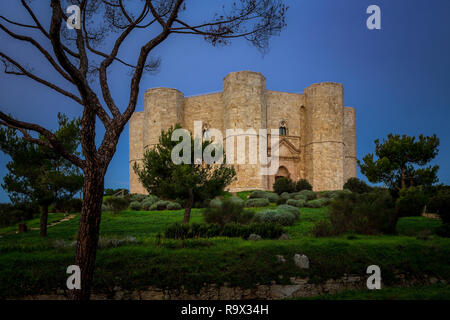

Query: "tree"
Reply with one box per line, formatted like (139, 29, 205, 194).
(134, 125, 236, 224)
(358, 134, 439, 191)
(0, 113, 83, 237)
(0, 0, 287, 299)
(273, 177, 295, 194)
(343, 177, 371, 194)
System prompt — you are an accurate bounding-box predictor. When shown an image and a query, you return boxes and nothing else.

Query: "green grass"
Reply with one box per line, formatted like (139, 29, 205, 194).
(397, 216, 442, 236)
(0, 205, 449, 299)
(298, 284, 450, 300)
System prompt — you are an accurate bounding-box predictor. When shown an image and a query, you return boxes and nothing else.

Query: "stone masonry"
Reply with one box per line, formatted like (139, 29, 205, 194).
(129, 71, 356, 193)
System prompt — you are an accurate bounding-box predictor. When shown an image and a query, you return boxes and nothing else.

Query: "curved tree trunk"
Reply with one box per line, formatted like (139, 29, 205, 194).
(68, 168, 105, 300)
(39, 205, 48, 237)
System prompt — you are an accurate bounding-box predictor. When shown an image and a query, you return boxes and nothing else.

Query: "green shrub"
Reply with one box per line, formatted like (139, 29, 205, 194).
(295, 179, 312, 192)
(149, 200, 170, 211)
(245, 198, 270, 207)
(343, 177, 371, 194)
(329, 190, 397, 235)
(281, 192, 293, 200)
(273, 177, 295, 194)
(305, 198, 329, 208)
(228, 196, 245, 207)
(103, 196, 129, 214)
(253, 209, 278, 223)
(276, 204, 300, 219)
(428, 188, 450, 225)
(0, 203, 36, 227)
(292, 193, 307, 201)
(286, 199, 305, 208)
(141, 195, 159, 210)
(209, 198, 223, 208)
(129, 194, 147, 202)
(249, 190, 268, 199)
(266, 192, 280, 203)
(297, 190, 317, 201)
(203, 197, 246, 226)
(273, 212, 296, 226)
(313, 220, 335, 237)
(167, 202, 182, 210)
(396, 187, 427, 217)
(129, 201, 142, 211)
(276, 197, 287, 205)
(323, 189, 352, 199)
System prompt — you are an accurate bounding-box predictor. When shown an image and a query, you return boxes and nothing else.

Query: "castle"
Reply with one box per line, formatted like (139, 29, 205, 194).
(129, 71, 356, 193)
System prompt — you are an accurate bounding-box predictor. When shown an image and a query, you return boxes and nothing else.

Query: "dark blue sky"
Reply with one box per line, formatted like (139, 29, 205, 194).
(1, 0, 450, 202)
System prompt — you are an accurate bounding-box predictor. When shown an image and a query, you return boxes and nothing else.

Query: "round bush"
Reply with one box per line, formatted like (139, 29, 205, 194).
(281, 192, 292, 200)
(323, 189, 352, 199)
(167, 201, 182, 210)
(305, 198, 329, 208)
(249, 190, 268, 199)
(228, 196, 245, 207)
(266, 192, 280, 203)
(396, 187, 427, 217)
(297, 190, 317, 201)
(274, 212, 296, 226)
(204, 197, 246, 226)
(276, 204, 300, 219)
(141, 195, 159, 210)
(273, 177, 295, 194)
(246, 198, 270, 207)
(286, 199, 305, 208)
(343, 177, 371, 194)
(295, 179, 312, 192)
(129, 194, 147, 202)
(129, 201, 142, 211)
(209, 198, 223, 208)
(103, 196, 129, 213)
(253, 209, 278, 223)
(149, 200, 170, 211)
(428, 188, 450, 224)
(293, 193, 307, 201)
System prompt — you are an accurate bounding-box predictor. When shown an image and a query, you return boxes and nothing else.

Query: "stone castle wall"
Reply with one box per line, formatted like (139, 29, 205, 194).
(129, 71, 357, 193)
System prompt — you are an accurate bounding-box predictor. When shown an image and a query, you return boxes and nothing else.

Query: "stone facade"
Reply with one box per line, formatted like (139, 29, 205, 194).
(129, 71, 357, 193)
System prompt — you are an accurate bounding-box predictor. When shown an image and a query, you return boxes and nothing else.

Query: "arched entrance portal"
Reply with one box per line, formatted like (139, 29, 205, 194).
(275, 166, 290, 180)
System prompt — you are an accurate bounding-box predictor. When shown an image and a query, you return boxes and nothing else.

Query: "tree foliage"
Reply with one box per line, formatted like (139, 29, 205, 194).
(358, 134, 439, 191)
(134, 125, 236, 223)
(0, 113, 83, 236)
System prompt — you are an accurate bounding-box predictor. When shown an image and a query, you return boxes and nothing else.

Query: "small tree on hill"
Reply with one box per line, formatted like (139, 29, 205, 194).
(295, 179, 312, 192)
(359, 134, 440, 192)
(273, 177, 295, 194)
(343, 177, 371, 194)
(0, 113, 83, 236)
(134, 125, 236, 224)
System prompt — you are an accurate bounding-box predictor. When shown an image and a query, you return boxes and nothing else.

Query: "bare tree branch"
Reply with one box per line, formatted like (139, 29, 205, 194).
(0, 23, 75, 84)
(0, 52, 82, 104)
(0, 112, 85, 168)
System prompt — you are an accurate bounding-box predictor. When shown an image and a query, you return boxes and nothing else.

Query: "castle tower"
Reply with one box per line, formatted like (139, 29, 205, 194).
(143, 88, 184, 149)
(343, 107, 357, 183)
(222, 71, 267, 190)
(304, 82, 345, 191)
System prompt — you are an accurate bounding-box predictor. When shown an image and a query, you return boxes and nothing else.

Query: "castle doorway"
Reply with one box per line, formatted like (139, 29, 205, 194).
(275, 166, 290, 180)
